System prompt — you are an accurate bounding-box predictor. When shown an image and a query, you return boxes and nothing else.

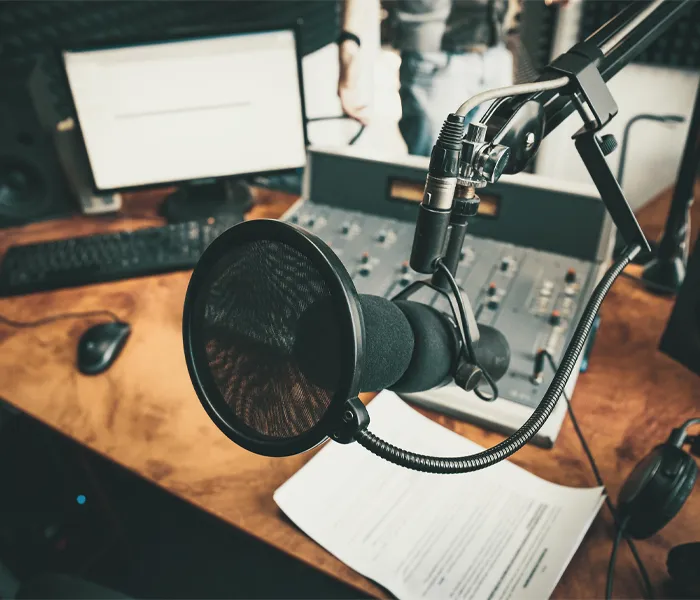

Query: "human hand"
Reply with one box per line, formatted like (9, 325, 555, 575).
(338, 40, 371, 125)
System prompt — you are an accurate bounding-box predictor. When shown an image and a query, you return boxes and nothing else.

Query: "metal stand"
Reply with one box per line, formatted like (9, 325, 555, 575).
(612, 113, 685, 263)
(641, 79, 700, 294)
(161, 178, 252, 223)
(494, 40, 651, 254)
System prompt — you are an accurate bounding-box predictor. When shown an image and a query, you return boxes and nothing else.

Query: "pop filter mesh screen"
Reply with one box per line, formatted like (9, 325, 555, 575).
(196, 238, 340, 440)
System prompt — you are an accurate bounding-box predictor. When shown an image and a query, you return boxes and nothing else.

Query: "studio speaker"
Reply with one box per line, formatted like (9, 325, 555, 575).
(0, 63, 74, 228)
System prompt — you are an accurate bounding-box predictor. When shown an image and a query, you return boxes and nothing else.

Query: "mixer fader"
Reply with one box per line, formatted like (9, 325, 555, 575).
(283, 147, 614, 446)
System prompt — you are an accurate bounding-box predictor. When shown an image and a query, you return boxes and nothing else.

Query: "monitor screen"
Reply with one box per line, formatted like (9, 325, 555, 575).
(63, 29, 307, 191)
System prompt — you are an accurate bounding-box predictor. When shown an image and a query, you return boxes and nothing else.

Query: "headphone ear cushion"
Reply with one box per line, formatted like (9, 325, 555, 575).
(618, 444, 697, 539)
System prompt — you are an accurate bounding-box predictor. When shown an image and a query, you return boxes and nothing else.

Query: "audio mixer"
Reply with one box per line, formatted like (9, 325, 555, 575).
(282, 147, 614, 446)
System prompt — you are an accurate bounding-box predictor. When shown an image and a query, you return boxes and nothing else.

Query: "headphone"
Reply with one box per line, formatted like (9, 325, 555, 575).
(618, 418, 700, 540)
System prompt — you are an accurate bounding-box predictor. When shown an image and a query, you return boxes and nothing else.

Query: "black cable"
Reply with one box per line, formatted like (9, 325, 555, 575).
(542, 352, 654, 599)
(347, 125, 366, 146)
(479, 97, 509, 124)
(620, 270, 677, 295)
(306, 116, 344, 122)
(355, 244, 641, 473)
(607, 520, 628, 600)
(679, 417, 700, 434)
(0, 310, 121, 329)
(435, 260, 498, 401)
(617, 114, 684, 186)
(306, 116, 366, 146)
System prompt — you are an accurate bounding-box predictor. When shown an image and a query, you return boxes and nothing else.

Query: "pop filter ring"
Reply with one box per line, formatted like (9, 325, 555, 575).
(183, 219, 365, 457)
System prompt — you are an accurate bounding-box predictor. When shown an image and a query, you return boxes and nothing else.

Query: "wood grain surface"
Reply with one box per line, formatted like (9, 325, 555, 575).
(0, 181, 699, 599)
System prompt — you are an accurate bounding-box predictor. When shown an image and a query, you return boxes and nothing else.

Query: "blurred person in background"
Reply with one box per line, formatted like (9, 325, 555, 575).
(339, 0, 561, 156)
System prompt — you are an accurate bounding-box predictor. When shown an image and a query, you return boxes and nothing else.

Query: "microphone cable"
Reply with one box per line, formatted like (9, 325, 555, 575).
(607, 518, 629, 600)
(435, 259, 498, 402)
(541, 351, 653, 600)
(479, 96, 510, 125)
(355, 244, 642, 473)
(306, 116, 366, 146)
(620, 270, 678, 295)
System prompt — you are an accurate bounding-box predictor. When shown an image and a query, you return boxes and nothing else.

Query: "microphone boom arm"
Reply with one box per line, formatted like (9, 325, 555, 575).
(462, 0, 692, 249)
(345, 0, 692, 473)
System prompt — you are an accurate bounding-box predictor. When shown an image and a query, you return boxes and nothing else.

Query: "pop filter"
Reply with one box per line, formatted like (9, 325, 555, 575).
(183, 219, 364, 457)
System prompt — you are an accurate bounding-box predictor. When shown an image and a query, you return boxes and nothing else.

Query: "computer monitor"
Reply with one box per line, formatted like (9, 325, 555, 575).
(61, 26, 307, 221)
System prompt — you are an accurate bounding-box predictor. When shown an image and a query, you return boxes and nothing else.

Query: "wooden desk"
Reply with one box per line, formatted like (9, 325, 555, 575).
(1, 184, 699, 599)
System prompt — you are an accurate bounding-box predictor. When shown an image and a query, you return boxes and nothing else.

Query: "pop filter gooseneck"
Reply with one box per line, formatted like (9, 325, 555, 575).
(183, 219, 640, 472)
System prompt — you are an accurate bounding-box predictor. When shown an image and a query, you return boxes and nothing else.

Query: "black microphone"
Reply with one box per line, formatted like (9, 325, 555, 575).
(294, 294, 510, 394)
(410, 113, 465, 274)
(181, 218, 525, 467)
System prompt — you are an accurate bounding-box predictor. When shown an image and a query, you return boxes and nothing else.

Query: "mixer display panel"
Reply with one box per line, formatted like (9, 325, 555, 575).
(389, 178, 501, 217)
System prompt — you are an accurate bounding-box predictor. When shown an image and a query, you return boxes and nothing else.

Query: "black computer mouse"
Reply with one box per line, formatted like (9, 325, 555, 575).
(77, 321, 131, 375)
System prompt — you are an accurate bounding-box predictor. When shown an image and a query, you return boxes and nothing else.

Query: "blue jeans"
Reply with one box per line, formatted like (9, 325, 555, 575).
(398, 46, 513, 156)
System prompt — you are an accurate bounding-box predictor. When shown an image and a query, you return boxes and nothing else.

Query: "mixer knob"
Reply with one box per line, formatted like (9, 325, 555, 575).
(359, 266, 372, 277)
(500, 256, 515, 272)
(399, 274, 412, 286)
(487, 299, 499, 311)
(306, 216, 316, 227)
(565, 268, 577, 284)
(361, 252, 370, 264)
(400, 261, 410, 274)
(290, 215, 299, 224)
(549, 310, 562, 326)
(487, 282, 498, 297)
(341, 222, 351, 235)
(377, 230, 387, 243)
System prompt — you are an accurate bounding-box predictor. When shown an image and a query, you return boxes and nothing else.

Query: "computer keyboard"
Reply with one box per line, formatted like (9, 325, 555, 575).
(0, 216, 241, 297)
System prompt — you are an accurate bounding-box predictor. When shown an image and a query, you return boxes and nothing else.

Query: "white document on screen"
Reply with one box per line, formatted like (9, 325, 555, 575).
(274, 392, 604, 600)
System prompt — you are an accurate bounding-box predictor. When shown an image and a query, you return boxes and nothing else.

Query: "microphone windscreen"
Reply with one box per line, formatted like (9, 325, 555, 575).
(293, 296, 344, 391)
(295, 294, 415, 392)
(390, 300, 459, 393)
(359, 295, 415, 391)
(294, 295, 507, 395)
